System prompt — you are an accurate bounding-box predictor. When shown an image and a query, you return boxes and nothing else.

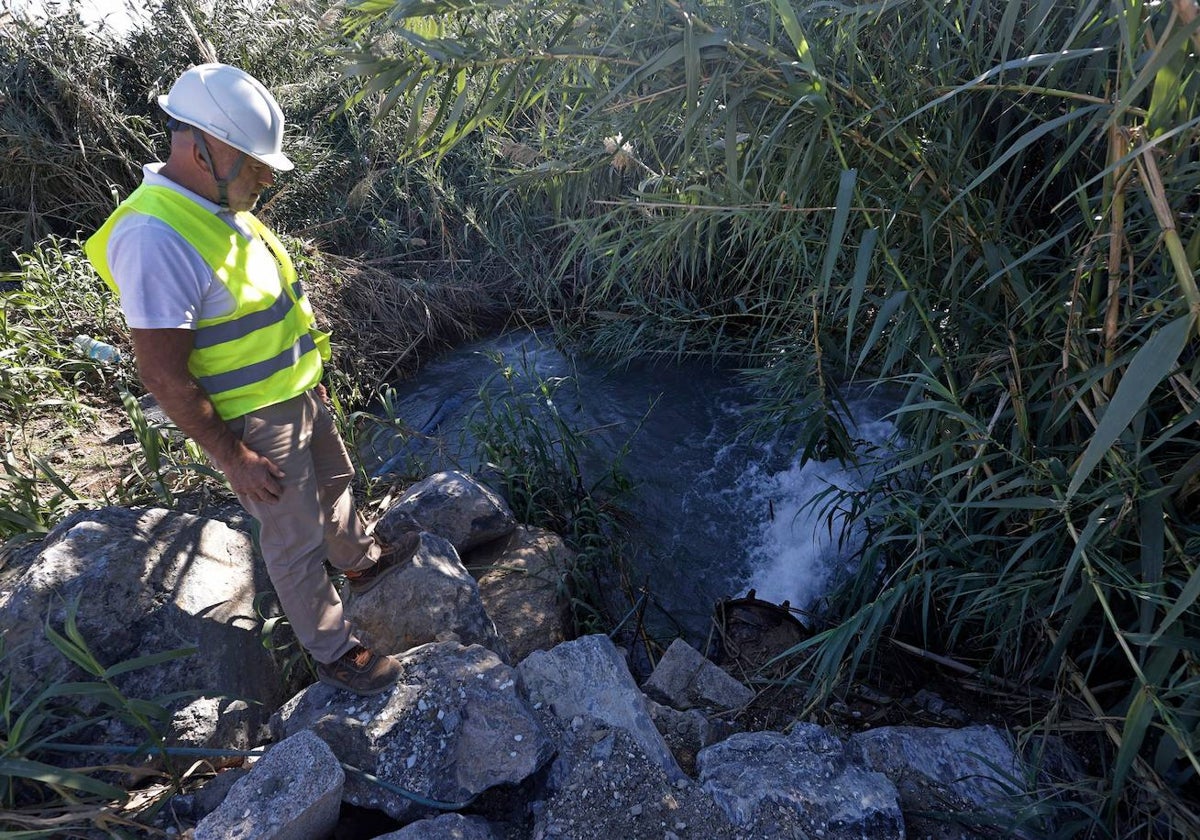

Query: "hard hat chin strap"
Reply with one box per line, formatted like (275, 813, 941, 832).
(190, 127, 246, 211)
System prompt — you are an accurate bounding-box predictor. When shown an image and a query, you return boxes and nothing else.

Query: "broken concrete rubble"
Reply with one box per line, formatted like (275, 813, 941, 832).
(644, 637, 756, 712)
(270, 640, 553, 823)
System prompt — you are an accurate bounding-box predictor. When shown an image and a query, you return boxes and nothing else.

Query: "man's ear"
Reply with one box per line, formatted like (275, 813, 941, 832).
(190, 139, 213, 175)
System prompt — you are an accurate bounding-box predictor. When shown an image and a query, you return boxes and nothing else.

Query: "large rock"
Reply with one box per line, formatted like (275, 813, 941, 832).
(0, 507, 284, 751)
(517, 634, 684, 782)
(271, 641, 552, 823)
(643, 638, 755, 712)
(534, 723, 739, 840)
(194, 730, 343, 840)
(374, 813, 500, 839)
(375, 471, 516, 553)
(471, 525, 571, 663)
(697, 723, 904, 839)
(344, 532, 508, 660)
(852, 725, 1035, 836)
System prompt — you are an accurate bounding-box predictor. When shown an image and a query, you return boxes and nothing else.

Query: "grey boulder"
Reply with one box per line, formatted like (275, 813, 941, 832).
(375, 470, 516, 553)
(471, 525, 571, 663)
(373, 813, 500, 839)
(194, 730, 343, 840)
(271, 641, 552, 822)
(852, 724, 1037, 835)
(344, 532, 508, 660)
(697, 722, 904, 839)
(0, 506, 284, 751)
(517, 633, 685, 782)
(643, 638, 754, 712)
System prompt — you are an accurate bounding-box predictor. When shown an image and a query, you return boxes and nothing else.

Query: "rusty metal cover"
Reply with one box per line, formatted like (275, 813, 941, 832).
(710, 590, 810, 672)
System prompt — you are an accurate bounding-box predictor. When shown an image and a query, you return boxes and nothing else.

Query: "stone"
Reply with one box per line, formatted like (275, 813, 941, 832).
(471, 526, 571, 662)
(697, 723, 904, 839)
(373, 813, 500, 839)
(376, 471, 516, 553)
(193, 730, 343, 840)
(643, 638, 755, 711)
(271, 641, 552, 823)
(532, 725, 738, 840)
(517, 634, 684, 782)
(344, 532, 509, 661)
(908, 689, 969, 723)
(851, 724, 1035, 834)
(647, 700, 740, 776)
(167, 768, 248, 821)
(0, 507, 285, 753)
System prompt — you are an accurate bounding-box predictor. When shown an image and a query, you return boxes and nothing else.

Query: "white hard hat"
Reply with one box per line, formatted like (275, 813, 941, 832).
(158, 63, 294, 171)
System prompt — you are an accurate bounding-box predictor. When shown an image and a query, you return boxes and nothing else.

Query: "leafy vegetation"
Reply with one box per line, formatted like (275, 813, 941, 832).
(0, 0, 516, 376)
(0, 0, 529, 534)
(0, 232, 234, 545)
(469, 350, 636, 634)
(4, 0, 1200, 835)
(0, 598, 197, 838)
(1, 238, 127, 542)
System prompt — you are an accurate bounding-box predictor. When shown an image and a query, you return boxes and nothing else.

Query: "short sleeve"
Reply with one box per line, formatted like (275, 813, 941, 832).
(106, 214, 223, 329)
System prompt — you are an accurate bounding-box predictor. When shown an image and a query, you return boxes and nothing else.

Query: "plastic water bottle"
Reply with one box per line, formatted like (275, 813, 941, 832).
(72, 335, 122, 364)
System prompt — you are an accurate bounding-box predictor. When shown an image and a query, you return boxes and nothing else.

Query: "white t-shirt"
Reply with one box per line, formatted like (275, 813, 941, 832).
(105, 164, 264, 329)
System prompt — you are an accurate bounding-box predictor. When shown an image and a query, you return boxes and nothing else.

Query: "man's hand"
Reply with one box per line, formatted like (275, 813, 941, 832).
(130, 327, 286, 505)
(219, 444, 285, 504)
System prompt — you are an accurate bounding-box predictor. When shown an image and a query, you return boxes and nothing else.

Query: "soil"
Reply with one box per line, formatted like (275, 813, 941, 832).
(2, 384, 235, 551)
(9, 397, 132, 503)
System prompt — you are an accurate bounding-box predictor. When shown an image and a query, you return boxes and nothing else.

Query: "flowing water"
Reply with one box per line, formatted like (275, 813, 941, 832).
(361, 331, 896, 639)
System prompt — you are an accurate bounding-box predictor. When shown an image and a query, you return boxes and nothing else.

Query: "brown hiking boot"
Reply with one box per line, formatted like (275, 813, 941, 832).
(316, 644, 401, 695)
(344, 531, 421, 596)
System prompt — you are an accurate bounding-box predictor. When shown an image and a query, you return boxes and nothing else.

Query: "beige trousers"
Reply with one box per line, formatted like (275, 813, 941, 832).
(225, 389, 378, 664)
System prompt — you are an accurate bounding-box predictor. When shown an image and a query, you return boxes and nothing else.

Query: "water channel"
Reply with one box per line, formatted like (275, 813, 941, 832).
(360, 331, 897, 641)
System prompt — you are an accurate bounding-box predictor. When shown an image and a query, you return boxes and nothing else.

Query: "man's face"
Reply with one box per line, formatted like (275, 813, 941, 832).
(204, 137, 276, 212)
(230, 156, 275, 212)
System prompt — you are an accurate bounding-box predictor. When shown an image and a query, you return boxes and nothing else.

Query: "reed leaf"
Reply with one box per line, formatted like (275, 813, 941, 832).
(1067, 313, 1195, 498)
(0, 757, 127, 801)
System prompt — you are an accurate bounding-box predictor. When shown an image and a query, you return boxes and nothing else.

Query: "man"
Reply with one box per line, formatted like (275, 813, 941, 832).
(85, 63, 415, 695)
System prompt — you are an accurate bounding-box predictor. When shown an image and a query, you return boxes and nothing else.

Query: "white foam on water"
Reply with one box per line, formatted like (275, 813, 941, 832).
(740, 413, 897, 611)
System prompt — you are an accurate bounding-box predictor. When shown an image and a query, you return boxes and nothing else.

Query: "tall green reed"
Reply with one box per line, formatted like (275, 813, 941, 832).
(468, 349, 635, 634)
(341, 0, 1200, 832)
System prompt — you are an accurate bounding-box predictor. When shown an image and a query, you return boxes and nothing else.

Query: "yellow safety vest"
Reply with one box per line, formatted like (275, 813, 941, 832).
(86, 184, 331, 420)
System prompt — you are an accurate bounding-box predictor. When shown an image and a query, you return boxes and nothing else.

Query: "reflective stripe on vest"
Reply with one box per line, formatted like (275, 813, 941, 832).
(85, 184, 330, 420)
(192, 279, 305, 349)
(197, 331, 317, 394)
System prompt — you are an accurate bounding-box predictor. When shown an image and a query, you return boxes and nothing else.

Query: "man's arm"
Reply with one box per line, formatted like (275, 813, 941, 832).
(130, 327, 284, 504)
